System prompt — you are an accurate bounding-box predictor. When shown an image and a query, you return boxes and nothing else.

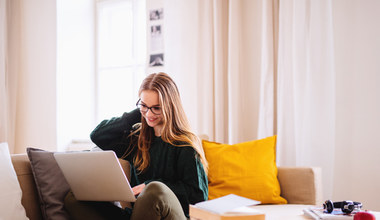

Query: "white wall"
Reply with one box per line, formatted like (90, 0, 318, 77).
(15, 0, 57, 152)
(333, 0, 380, 210)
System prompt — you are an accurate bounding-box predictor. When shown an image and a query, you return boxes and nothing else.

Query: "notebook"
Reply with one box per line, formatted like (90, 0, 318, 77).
(54, 150, 136, 202)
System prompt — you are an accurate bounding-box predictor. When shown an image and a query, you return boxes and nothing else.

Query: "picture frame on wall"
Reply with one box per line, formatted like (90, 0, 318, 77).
(149, 53, 164, 67)
(150, 25, 163, 51)
(149, 8, 163, 20)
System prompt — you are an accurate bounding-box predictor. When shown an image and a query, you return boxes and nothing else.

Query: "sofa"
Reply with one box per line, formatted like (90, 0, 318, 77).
(11, 153, 323, 220)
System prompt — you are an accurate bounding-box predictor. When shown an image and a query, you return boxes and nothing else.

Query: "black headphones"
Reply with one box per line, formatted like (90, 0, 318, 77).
(323, 200, 363, 214)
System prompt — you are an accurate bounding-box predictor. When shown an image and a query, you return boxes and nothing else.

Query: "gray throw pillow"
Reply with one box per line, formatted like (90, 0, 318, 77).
(27, 148, 71, 220)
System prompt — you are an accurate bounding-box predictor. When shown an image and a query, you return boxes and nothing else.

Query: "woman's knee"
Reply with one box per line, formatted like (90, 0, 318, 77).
(143, 181, 169, 194)
(140, 181, 174, 202)
(132, 182, 186, 220)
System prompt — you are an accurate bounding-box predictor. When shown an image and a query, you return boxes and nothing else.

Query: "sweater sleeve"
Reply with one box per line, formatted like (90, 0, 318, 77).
(90, 108, 141, 158)
(146, 147, 208, 217)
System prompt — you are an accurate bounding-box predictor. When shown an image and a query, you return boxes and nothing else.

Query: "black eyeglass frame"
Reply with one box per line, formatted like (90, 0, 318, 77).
(136, 99, 162, 115)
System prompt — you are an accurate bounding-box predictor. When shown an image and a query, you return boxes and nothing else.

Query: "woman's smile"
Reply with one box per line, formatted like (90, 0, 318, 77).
(139, 90, 163, 136)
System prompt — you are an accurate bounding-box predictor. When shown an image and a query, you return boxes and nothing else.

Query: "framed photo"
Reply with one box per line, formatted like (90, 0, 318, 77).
(149, 8, 163, 21)
(150, 25, 163, 51)
(149, 54, 164, 67)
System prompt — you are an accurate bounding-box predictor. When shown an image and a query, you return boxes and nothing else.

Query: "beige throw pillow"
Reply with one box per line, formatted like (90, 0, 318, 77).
(27, 147, 71, 220)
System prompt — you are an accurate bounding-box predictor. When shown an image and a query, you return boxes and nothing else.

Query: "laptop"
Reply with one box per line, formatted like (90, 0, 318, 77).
(54, 150, 136, 202)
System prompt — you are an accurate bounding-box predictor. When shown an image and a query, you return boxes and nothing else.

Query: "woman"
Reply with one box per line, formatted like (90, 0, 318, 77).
(65, 72, 208, 220)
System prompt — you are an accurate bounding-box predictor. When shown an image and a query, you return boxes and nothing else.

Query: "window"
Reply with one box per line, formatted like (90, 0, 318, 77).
(95, 0, 146, 121)
(57, 0, 146, 151)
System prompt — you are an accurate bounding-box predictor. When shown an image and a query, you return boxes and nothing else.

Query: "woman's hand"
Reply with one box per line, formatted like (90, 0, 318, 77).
(132, 183, 146, 196)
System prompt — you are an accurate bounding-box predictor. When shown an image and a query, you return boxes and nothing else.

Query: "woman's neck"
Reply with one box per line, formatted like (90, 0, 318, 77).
(154, 125, 162, 137)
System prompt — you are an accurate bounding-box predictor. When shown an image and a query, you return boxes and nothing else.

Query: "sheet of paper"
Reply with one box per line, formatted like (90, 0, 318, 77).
(195, 194, 261, 214)
(303, 207, 353, 219)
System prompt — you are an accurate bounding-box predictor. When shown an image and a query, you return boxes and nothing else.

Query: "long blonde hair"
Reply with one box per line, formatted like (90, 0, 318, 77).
(129, 72, 208, 173)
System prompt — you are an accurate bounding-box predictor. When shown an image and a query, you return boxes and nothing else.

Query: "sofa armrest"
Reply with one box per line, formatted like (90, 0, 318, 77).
(11, 154, 43, 220)
(277, 166, 323, 205)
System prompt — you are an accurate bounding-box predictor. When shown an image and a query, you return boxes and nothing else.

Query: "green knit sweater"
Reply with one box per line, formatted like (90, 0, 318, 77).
(90, 109, 208, 216)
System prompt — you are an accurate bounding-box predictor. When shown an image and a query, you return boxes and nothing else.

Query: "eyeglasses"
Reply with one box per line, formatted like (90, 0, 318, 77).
(136, 99, 162, 115)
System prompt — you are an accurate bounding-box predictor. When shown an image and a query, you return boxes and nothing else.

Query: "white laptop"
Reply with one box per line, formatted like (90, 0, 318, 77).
(54, 150, 136, 202)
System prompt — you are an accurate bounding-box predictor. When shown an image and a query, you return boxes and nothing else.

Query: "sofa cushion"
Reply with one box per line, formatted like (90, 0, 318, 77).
(202, 135, 287, 204)
(277, 167, 323, 205)
(0, 142, 29, 220)
(27, 147, 71, 220)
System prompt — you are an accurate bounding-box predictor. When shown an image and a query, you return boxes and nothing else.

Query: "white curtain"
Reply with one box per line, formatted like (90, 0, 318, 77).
(0, 0, 20, 153)
(164, 0, 276, 144)
(0, 0, 9, 145)
(276, 0, 336, 199)
(165, 0, 335, 199)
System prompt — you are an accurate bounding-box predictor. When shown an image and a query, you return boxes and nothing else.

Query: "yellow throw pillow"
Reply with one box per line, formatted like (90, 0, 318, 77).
(202, 135, 287, 204)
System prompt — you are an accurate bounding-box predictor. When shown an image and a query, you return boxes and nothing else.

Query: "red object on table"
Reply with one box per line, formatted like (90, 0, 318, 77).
(354, 212, 376, 220)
